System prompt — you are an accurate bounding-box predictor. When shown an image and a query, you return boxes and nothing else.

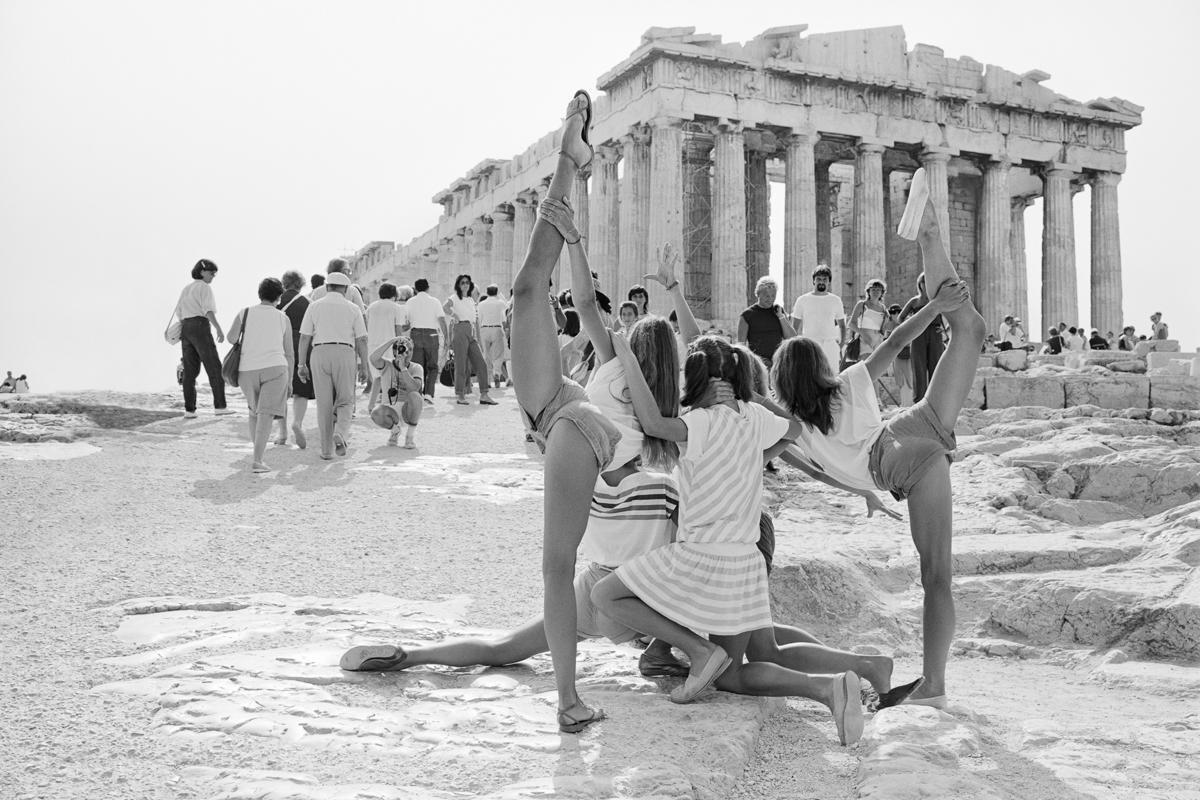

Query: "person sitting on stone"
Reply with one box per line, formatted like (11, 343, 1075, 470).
(1089, 329, 1110, 350)
(368, 335, 423, 448)
(1042, 327, 1065, 355)
(1118, 325, 1137, 351)
(1151, 312, 1169, 340)
(13, 374, 30, 394)
(0, 371, 14, 393)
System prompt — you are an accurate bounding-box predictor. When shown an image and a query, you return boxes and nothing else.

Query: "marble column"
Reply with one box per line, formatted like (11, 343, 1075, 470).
(784, 131, 818, 302)
(419, 247, 440, 299)
(976, 158, 1013, 331)
(1041, 164, 1079, 334)
(919, 149, 953, 253)
(588, 144, 621, 299)
(511, 190, 537, 282)
(570, 171, 590, 253)
(711, 122, 747, 325)
(490, 207, 515, 295)
(647, 118, 684, 312)
(683, 135, 714, 319)
(468, 217, 491, 281)
(1010, 197, 1033, 335)
(745, 138, 771, 302)
(1090, 171, 1123, 336)
(618, 126, 652, 304)
(454, 228, 470, 281)
(815, 161, 833, 270)
(436, 237, 457, 300)
(852, 141, 886, 301)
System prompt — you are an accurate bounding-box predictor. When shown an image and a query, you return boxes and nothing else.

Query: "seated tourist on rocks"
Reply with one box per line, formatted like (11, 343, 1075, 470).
(1089, 329, 1110, 350)
(1151, 312, 1169, 340)
(1042, 327, 1064, 355)
(769, 167, 985, 710)
(13, 374, 29, 393)
(0, 371, 13, 393)
(367, 335, 423, 448)
(1118, 326, 1137, 351)
(227, 278, 295, 473)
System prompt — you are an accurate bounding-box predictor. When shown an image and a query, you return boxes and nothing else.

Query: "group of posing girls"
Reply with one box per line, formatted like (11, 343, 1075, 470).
(340, 91, 986, 746)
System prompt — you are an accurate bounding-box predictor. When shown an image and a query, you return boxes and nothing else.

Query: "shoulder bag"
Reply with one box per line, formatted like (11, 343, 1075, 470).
(164, 305, 182, 345)
(221, 308, 250, 389)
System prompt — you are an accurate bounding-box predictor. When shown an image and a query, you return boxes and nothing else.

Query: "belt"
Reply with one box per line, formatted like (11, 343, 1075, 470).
(481, 325, 503, 328)
(410, 327, 437, 333)
(314, 342, 352, 348)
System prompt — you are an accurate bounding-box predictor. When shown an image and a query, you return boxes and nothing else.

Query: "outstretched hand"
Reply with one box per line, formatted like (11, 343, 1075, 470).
(864, 492, 903, 520)
(644, 242, 681, 288)
(929, 280, 970, 313)
(538, 197, 580, 243)
(609, 329, 633, 360)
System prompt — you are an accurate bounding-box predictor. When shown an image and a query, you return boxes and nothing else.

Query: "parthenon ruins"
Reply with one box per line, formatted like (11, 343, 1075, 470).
(352, 25, 1142, 336)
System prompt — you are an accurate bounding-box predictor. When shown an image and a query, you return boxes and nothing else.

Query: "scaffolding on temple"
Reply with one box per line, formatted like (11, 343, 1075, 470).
(681, 120, 714, 320)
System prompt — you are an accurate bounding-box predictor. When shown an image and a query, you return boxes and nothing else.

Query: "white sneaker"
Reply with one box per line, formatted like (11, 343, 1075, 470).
(214, 408, 236, 416)
(896, 167, 929, 240)
(183, 411, 197, 419)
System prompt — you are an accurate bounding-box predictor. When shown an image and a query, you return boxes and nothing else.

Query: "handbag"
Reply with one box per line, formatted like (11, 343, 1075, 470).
(844, 335, 862, 362)
(439, 356, 455, 387)
(221, 308, 250, 389)
(164, 306, 182, 345)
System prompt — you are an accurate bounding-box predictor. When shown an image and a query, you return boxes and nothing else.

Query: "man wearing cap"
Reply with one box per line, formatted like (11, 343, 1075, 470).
(297, 272, 369, 459)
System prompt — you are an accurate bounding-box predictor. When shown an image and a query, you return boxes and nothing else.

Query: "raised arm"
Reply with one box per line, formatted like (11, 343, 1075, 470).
(864, 281, 969, 381)
(778, 445, 902, 520)
(609, 330, 689, 442)
(643, 243, 701, 345)
(539, 197, 615, 363)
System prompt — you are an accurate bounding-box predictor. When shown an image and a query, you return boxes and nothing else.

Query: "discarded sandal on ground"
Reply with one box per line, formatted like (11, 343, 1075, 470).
(638, 649, 690, 678)
(339, 644, 408, 672)
(876, 677, 925, 711)
(557, 704, 606, 734)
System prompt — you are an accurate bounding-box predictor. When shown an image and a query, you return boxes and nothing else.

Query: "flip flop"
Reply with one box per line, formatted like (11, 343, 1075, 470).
(557, 704, 606, 734)
(875, 677, 925, 711)
(896, 167, 929, 240)
(638, 650, 690, 678)
(340, 644, 408, 672)
(832, 670, 865, 746)
(669, 646, 731, 704)
(561, 90, 593, 169)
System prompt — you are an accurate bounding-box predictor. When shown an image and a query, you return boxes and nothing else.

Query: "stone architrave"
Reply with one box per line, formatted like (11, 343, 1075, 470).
(852, 141, 886, 300)
(588, 144, 621, 299)
(468, 218, 491, 281)
(647, 118, 685, 312)
(1010, 196, 1033, 334)
(511, 190, 537, 279)
(1041, 164, 1079, 335)
(976, 158, 1013, 332)
(784, 131, 818, 301)
(1090, 171, 1123, 337)
(490, 207, 515, 294)
(919, 149, 953, 253)
(618, 126, 652, 303)
(711, 122, 748, 325)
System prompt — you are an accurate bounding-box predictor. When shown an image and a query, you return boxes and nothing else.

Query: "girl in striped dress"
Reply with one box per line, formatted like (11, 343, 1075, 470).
(593, 335, 870, 746)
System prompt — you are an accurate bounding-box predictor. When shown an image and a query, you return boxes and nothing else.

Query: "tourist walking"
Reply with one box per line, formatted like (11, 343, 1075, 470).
(365, 282, 410, 411)
(405, 279, 447, 403)
(444, 274, 496, 405)
(274, 271, 314, 448)
(848, 279, 888, 358)
(900, 274, 945, 403)
(477, 284, 509, 388)
(737, 276, 795, 367)
(791, 265, 846, 371)
(170, 259, 232, 418)
(227, 278, 294, 473)
(296, 271, 369, 459)
(771, 167, 985, 708)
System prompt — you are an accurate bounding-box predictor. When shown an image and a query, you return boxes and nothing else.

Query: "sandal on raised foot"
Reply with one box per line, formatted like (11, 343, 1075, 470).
(560, 90, 593, 170)
(557, 704, 606, 734)
(896, 167, 929, 240)
(875, 677, 924, 711)
(340, 644, 408, 672)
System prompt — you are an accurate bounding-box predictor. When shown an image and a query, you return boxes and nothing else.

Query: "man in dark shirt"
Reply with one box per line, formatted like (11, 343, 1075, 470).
(736, 276, 795, 367)
(1043, 327, 1064, 355)
(1088, 329, 1109, 350)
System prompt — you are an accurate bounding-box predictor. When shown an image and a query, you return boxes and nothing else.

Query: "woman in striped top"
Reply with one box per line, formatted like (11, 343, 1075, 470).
(593, 334, 870, 746)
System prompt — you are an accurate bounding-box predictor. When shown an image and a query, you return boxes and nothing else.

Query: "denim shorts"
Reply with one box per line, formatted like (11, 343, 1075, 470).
(868, 399, 956, 500)
(523, 378, 620, 471)
(573, 563, 639, 643)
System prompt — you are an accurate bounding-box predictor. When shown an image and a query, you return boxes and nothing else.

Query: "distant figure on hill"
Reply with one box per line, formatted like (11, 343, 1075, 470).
(1118, 326, 1137, 351)
(171, 258, 233, 419)
(1042, 327, 1064, 355)
(1151, 312, 1169, 340)
(0, 371, 14, 393)
(1089, 329, 1109, 350)
(13, 374, 30, 393)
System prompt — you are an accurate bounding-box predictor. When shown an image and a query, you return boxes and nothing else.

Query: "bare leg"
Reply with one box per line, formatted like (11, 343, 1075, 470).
(771, 623, 824, 646)
(291, 397, 308, 449)
(402, 617, 553, 668)
(276, 403, 288, 443)
(251, 411, 273, 466)
(905, 459, 954, 699)
(747, 628, 893, 694)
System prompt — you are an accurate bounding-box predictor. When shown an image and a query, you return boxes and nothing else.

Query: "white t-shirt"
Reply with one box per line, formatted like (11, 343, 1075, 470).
(1002, 326, 1027, 348)
(791, 361, 882, 491)
(791, 292, 845, 341)
(310, 284, 366, 313)
(236, 304, 291, 371)
(581, 470, 680, 567)
(407, 292, 445, 330)
(585, 358, 643, 470)
(366, 299, 408, 350)
(477, 296, 507, 327)
(678, 402, 789, 545)
(176, 280, 216, 320)
(299, 293, 367, 344)
(447, 295, 477, 324)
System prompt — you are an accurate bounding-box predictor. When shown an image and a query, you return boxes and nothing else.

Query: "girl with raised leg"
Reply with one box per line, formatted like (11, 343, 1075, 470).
(771, 167, 985, 707)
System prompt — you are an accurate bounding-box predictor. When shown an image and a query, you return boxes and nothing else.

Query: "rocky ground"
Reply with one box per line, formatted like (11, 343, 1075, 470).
(1, 389, 1198, 799)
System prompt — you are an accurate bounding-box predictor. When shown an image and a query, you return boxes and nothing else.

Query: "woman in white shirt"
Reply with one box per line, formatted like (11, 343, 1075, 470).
(443, 274, 496, 405)
(228, 278, 295, 473)
(171, 259, 231, 417)
(848, 279, 888, 357)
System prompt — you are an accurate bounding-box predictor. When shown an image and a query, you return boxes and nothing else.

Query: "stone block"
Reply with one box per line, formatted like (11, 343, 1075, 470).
(967, 374, 985, 409)
(1135, 339, 1180, 357)
(1062, 374, 1149, 410)
(1107, 359, 1146, 373)
(1030, 354, 1066, 367)
(1149, 351, 1200, 373)
(1150, 376, 1200, 410)
(994, 349, 1028, 371)
(985, 375, 1065, 409)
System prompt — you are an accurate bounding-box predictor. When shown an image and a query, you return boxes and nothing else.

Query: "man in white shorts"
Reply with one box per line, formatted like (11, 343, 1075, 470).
(791, 265, 846, 370)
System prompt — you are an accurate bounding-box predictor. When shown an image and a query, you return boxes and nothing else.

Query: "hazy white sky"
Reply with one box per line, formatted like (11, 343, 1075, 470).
(2, 0, 1197, 392)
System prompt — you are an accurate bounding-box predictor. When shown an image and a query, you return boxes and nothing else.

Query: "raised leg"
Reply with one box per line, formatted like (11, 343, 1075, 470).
(747, 628, 894, 693)
(905, 459, 954, 700)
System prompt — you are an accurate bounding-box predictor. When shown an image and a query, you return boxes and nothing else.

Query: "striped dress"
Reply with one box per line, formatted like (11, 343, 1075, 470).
(616, 401, 790, 635)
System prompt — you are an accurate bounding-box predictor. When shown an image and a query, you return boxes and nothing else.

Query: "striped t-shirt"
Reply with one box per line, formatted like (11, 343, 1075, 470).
(579, 470, 680, 568)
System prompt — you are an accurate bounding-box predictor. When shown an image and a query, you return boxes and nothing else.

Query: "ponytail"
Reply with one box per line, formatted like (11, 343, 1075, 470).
(681, 349, 711, 407)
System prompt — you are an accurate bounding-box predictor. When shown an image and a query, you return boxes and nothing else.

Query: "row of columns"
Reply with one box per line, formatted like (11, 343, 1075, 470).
(403, 124, 1123, 340)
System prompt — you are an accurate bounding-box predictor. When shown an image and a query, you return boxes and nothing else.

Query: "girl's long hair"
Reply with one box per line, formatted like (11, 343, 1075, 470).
(628, 315, 680, 470)
(681, 335, 753, 407)
(770, 337, 842, 435)
(734, 343, 769, 396)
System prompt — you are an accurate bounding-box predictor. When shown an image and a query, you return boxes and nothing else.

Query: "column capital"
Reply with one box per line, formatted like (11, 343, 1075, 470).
(1089, 170, 1122, 188)
(491, 205, 514, 222)
(919, 147, 954, 165)
(1040, 161, 1080, 178)
(1011, 194, 1036, 211)
(648, 115, 687, 130)
(709, 118, 744, 136)
(513, 188, 537, 207)
(621, 125, 652, 146)
(596, 143, 622, 163)
(856, 138, 890, 153)
(784, 128, 819, 145)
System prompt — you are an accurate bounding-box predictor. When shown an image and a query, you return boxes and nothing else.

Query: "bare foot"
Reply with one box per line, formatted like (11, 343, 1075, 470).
(560, 92, 593, 170)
